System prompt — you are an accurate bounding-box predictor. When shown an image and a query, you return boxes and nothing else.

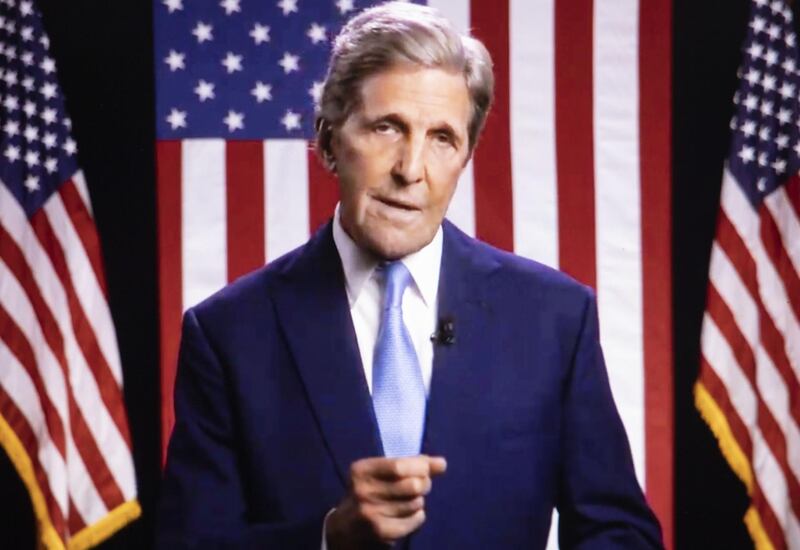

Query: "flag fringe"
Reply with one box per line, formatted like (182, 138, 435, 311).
(0, 413, 141, 550)
(694, 382, 775, 550)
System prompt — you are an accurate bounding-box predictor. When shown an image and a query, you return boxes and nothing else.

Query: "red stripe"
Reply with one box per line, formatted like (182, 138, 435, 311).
(0, 388, 67, 539)
(29, 211, 132, 449)
(785, 175, 800, 220)
(307, 149, 339, 234)
(639, 0, 673, 543)
(57, 180, 108, 297)
(706, 286, 800, 521)
(716, 210, 759, 298)
(156, 140, 183, 464)
(0, 306, 66, 458)
(759, 206, 800, 324)
(67, 497, 86, 535)
(554, 0, 596, 288)
(225, 141, 265, 280)
(470, 0, 514, 252)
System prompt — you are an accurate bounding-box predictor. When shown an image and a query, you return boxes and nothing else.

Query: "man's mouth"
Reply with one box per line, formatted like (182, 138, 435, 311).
(375, 196, 419, 211)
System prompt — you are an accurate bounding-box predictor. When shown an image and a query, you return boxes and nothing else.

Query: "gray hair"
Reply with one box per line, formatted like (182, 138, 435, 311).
(315, 1, 494, 166)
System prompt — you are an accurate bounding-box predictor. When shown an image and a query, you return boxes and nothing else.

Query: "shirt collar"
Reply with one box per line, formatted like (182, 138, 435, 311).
(332, 203, 442, 308)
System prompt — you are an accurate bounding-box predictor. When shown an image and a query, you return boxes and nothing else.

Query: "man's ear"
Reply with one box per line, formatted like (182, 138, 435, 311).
(316, 118, 337, 172)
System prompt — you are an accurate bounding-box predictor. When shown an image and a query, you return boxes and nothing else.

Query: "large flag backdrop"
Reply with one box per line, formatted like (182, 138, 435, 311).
(697, 0, 800, 548)
(154, 0, 673, 546)
(0, 0, 139, 548)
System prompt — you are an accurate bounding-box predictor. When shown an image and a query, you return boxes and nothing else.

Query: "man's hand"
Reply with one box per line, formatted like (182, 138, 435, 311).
(325, 455, 447, 549)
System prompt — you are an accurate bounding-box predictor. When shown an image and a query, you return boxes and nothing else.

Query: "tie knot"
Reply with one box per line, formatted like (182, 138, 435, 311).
(382, 261, 411, 309)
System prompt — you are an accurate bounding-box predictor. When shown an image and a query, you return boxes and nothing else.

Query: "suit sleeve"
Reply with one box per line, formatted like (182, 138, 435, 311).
(156, 308, 327, 549)
(556, 291, 665, 549)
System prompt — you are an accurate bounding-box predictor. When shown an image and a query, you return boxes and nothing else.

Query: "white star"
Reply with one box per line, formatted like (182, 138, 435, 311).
(20, 26, 33, 41)
(166, 108, 187, 129)
(223, 110, 244, 132)
(3, 95, 18, 111)
(4, 70, 17, 86)
(759, 100, 773, 117)
(41, 107, 57, 125)
(24, 150, 39, 167)
(165, 49, 186, 71)
(730, 116, 737, 130)
(4, 20, 15, 34)
(750, 16, 766, 34)
(21, 77, 33, 91)
(3, 120, 19, 136)
(40, 82, 57, 100)
(772, 158, 786, 174)
(782, 58, 796, 73)
(786, 32, 796, 48)
(251, 81, 272, 103)
(767, 24, 781, 41)
(757, 178, 767, 192)
(19, 0, 33, 16)
(40, 34, 50, 49)
(762, 74, 776, 92)
(741, 120, 756, 137)
(221, 52, 243, 73)
(23, 100, 36, 117)
(3, 145, 19, 162)
(63, 117, 72, 130)
(794, 141, 800, 157)
(4, 45, 16, 61)
(747, 42, 764, 60)
(42, 132, 57, 149)
(279, 52, 299, 74)
(755, 0, 768, 8)
(776, 133, 789, 149)
(163, 0, 183, 12)
(777, 108, 792, 125)
(40, 56, 55, 74)
(193, 21, 214, 43)
(745, 68, 761, 85)
(743, 94, 759, 111)
(24, 175, 39, 192)
(779, 82, 795, 99)
(738, 145, 755, 163)
(20, 51, 33, 66)
(764, 48, 778, 66)
(307, 23, 326, 44)
(23, 125, 38, 141)
(281, 109, 301, 131)
(63, 138, 77, 156)
(336, 0, 354, 14)
(309, 80, 324, 104)
(770, 1, 782, 14)
(758, 152, 768, 166)
(220, 0, 240, 15)
(277, 0, 298, 15)
(250, 23, 270, 44)
(758, 126, 770, 141)
(45, 157, 57, 174)
(194, 79, 215, 101)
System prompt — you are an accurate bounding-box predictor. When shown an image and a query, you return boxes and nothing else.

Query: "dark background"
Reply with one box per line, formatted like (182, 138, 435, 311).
(0, 0, 768, 548)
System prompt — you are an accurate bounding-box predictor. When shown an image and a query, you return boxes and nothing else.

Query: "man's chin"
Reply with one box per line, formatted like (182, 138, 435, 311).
(361, 232, 431, 261)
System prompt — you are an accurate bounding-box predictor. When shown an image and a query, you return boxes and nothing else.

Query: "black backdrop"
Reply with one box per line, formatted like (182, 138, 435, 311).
(0, 0, 773, 548)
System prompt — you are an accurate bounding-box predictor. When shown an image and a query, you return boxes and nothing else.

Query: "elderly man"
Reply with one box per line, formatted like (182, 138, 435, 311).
(157, 2, 663, 549)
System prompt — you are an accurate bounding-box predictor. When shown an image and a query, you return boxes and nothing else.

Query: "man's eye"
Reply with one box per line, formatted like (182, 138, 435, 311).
(434, 132, 454, 146)
(374, 122, 396, 134)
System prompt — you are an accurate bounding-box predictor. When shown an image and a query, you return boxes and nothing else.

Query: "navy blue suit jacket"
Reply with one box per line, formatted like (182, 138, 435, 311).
(157, 220, 663, 549)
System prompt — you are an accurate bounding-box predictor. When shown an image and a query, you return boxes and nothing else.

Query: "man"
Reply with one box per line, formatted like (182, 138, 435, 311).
(157, 2, 663, 548)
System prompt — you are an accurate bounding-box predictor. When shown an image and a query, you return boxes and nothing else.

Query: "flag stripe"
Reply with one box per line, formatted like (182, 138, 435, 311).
(156, 140, 183, 459)
(554, 0, 596, 287)
(470, 0, 514, 251)
(307, 149, 339, 234)
(264, 140, 310, 262)
(764, 188, 800, 275)
(639, 0, 673, 537)
(759, 208, 800, 325)
(58, 180, 109, 298)
(509, 0, 559, 267)
(225, 141, 265, 281)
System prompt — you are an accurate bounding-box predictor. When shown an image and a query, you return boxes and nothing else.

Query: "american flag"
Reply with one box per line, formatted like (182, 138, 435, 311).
(0, 0, 139, 548)
(697, 0, 800, 548)
(154, 0, 673, 547)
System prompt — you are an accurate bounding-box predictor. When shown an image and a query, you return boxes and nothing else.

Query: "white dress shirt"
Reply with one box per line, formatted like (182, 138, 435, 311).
(321, 206, 443, 549)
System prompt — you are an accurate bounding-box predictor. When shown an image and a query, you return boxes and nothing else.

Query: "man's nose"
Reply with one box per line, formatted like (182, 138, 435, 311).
(391, 136, 425, 185)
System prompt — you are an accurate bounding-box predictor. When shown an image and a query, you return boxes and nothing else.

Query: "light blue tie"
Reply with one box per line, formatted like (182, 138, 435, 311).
(372, 262, 426, 458)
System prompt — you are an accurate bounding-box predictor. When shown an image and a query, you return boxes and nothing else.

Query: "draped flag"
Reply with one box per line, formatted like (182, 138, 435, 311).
(697, 0, 800, 548)
(154, 0, 673, 546)
(0, 0, 139, 548)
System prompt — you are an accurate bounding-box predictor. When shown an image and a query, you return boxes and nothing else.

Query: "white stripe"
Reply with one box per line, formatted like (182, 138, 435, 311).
(182, 139, 227, 309)
(428, 0, 476, 237)
(0, 339, 69, 518)
(510, 0, 559, 268)
(722, 168, 800, 380)
(764, 187, 800, 278)
(71, 171, 93, 216)
(593, 0, 645, 483)
(43, 195, 123, 385)
(264, 140, 310, 261)
(710, 243, 800, 481)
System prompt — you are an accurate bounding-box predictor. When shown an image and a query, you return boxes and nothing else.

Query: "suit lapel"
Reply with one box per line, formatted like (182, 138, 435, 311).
(272, 223, 383, 486)
(422, 221, 500, 458)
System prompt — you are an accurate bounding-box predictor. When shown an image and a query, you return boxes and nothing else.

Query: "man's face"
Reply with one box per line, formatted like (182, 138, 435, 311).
(331, 64, 472, 260)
